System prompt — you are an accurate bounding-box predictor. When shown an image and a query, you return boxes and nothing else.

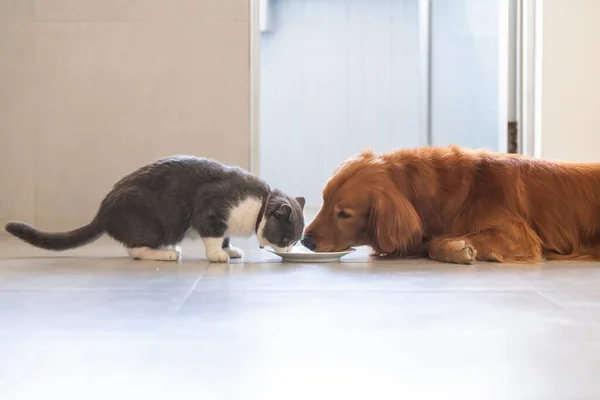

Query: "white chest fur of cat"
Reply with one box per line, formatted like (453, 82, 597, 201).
(202, 198, 265, 262)
(4, 156, 306, 263)
(225, 198, 263, 237)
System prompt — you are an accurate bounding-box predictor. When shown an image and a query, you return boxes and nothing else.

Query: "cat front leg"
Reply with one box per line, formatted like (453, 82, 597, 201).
(222, 237, 244, 259)
(202, 237, 230, 262)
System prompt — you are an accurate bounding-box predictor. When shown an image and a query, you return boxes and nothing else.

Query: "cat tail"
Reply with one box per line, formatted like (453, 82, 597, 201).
(5, 217, 104, 251)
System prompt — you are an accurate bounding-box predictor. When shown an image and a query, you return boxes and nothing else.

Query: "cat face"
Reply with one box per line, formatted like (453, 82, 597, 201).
(258, 191, 306, 252)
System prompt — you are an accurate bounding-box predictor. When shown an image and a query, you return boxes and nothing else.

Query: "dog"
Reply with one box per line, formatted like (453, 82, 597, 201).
(301, 146, 600, 264)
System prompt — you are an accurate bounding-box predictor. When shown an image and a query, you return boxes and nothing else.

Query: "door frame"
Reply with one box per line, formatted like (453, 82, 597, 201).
(250, 0, 262, 175)
(517, 0, 543, 158)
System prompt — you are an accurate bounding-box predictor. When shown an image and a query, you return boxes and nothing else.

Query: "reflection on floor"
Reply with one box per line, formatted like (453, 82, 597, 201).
(2, 234, 600, 399)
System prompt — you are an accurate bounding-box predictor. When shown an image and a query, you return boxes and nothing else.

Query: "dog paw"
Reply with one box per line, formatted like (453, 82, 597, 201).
(224, 246, 244, 259)
(207, 249, 230, 262)
(448, 240, 477, 264)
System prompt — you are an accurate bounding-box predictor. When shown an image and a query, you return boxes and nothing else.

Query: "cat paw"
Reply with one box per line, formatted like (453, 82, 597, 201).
(165, 250, 180, 261)
(207, 249, 230, 262)
(127, 247, 180, 261)
(224, 246, 244, 259)
(167, 246, 182, 259)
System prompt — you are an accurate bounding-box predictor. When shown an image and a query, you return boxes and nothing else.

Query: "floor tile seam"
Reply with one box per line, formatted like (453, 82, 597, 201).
(526, 283, 600, 331)
(174, 263, 210, 314)
(190, 288, 537, 294)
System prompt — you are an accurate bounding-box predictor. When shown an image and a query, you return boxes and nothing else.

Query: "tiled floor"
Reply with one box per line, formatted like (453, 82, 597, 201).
(2, 235, 600, 399)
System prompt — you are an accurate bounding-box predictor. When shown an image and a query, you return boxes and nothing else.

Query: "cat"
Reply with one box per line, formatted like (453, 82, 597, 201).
(5, 155, 306, 262)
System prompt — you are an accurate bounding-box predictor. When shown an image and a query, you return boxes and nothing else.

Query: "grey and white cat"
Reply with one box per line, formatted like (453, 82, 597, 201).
(5, 155, 306, 262)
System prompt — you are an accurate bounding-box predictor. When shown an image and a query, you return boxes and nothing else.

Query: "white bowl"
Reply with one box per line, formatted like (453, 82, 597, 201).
(266, 245, 356, 263)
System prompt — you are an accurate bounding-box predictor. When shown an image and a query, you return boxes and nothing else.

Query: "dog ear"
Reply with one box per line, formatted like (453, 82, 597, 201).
(368, 190, 422, 255)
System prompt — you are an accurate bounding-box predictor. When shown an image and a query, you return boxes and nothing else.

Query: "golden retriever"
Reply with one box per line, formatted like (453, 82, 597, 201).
(302, 146, 600, 264)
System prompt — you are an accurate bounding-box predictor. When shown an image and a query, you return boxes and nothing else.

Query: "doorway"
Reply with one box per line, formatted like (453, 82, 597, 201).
(254, 0, 519, 208)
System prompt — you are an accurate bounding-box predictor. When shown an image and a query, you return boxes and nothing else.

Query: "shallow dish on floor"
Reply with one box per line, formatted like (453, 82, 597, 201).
(267, 246, 356, 263)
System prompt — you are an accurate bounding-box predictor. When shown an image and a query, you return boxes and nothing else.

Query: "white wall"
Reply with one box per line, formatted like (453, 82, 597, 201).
(540, 0, 600, 162)
(0, 0, 250, 230)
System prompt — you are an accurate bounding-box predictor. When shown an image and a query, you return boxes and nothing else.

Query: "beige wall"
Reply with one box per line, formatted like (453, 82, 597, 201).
(541, 0, 600, 162)
(0, 0, 250, 230)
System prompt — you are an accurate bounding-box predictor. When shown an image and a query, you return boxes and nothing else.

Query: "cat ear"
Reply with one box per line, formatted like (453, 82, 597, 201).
(295, 197, 306, 210)
(276, 204, 292, 220)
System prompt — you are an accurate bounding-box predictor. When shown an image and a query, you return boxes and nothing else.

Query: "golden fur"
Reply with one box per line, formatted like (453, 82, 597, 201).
(304, 146, 600, 264)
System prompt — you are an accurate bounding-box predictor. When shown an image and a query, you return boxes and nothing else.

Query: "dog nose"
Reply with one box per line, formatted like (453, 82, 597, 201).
(301, 233, 317, 251)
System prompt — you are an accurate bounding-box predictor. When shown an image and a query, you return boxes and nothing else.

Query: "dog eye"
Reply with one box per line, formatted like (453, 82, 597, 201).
(337, 211, 352, 219)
